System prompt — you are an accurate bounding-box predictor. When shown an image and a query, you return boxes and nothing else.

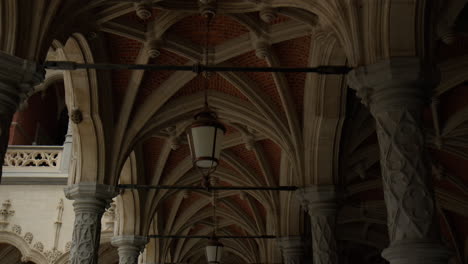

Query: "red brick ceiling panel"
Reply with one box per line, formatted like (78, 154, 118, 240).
(166, 14, 249, 46)
(219, 160, 242, 178)
(227, 51, 286, 118)
(228, 194, 256, 221)
(137, 49, 189, 105)
(170, 73, 249, 102)
(224, 124, 238, 136)
(178, 192, 203, 213)
(257, 139, 281, 184)
(143, 136, 166, 180)
(436, 35, 468, 62)
(228, 144, 265, 180)
(162, 144, 190, 181)
(106, 33, 143, 114)
(188, 223, 206, 235)
(272, 36, 311, 127)
(227, 223, 248, 236)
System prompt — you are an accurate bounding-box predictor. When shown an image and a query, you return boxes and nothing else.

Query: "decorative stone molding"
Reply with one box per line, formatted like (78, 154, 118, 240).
(3, 148, 62, 168)
(198, 0, 216, 17)
(147, 39, 162, 59)
(12, 224, 21, 235)
(34, 242, 44, 252)
(103, 202, 117, 232)
(260, 6, 277, 23)
(0, 199, 15, 229)
(348, 58, 451, 264)
(296, 186, 338, 264)
(135, 1, 152, 20)
(277, 236, 304, 264)
(65, 241, 72, 252)
(24, 232, 34, 244)
(44, 248, 63, 263)
(111, 236, 148, 264)
(70, 108, 83, 124)
(64, 183, 118, 264)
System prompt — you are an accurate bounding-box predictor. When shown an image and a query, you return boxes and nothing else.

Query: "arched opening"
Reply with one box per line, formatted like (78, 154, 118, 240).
(8, 81, 68, 146)
(0, 243, 36, 264)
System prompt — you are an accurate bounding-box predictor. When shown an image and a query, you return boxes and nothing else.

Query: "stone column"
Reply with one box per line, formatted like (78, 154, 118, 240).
(296, 185, 338, 264)
(111, 236, 148, 264)
(277, 236, 304, 264)
(0, 51, 44, 179)
(347, 58, 452, 264)
(65, 183, 118, 264)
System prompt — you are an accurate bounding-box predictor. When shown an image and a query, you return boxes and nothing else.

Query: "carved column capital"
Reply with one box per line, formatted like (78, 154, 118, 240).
(112, 235, 148, 264)
(64, 183, 118, 204)
(382, 241, 452, 264)
(347, 57, 436, 114)
(295, 185, 338, 216)
(277, 236, 304, 264)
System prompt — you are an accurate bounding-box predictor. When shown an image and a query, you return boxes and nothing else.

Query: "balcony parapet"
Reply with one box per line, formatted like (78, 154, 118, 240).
(2, 145, 69, 184)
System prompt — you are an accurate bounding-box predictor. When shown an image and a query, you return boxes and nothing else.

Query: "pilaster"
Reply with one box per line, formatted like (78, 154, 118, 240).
(347, 58, 452, 264)
(0, 51, 44, 179)
(296, 185, 338, 264)
(111, 235, 148, 264)
(277, 236, 304, 264)
(64, 183, 118, 264)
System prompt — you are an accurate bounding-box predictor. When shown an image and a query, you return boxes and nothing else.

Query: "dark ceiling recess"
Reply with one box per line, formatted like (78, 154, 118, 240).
(455, 4, 468, 33)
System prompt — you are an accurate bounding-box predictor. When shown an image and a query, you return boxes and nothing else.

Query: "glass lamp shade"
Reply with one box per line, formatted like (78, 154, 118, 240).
(205, 238, 224, 263)
(187, 110, 226, 173)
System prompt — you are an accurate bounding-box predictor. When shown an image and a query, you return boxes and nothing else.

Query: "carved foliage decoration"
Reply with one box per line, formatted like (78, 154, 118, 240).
(119, 255, 139, 264)
(374, 109, 437, 242)
(24, 232, 34, 244)
(70, 211, 103, 264)
(311, 215, 338, 264)
(11, 224, 21, 235)
(34, 242, 44, 252)
(0, 199, 14, 229)
(44, 248, 63, 263)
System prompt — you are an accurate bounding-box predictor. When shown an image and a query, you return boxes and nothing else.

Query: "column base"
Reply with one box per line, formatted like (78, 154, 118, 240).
(382, 241, 452, 264)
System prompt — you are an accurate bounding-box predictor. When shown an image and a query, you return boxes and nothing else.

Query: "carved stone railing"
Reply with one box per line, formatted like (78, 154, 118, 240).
(3, 146, 64, 173)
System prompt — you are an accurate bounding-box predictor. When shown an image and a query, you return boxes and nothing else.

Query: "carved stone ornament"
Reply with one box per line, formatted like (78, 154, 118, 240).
(134, 1, 152, 20)
(24, 232, 34, 244)
(11, 224, 22, 235)
(70, 108, 83, 124)
(44, 248, 64, 263)
(0, 199, 15, 229)
(64, 183, 118, 264)
(65, 241, 72, 252)
(34, 242, 44, 252)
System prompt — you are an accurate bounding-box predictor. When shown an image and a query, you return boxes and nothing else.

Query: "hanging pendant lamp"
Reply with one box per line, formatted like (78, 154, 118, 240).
(205, 236, 224, 264)
(187, 7, 225, 177)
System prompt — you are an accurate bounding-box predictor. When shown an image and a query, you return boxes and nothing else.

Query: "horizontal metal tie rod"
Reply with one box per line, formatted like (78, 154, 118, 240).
(43, 61, 351, 75)
(147, 235, 276, 239)
(118, 184, 298, 191)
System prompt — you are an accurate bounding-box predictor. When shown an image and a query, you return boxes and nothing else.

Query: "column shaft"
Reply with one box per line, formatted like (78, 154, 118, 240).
(278, 236, 304, 264)
(65, 183, 118, 264)
(112, 236, 148, 264)
(347, 58, 452, 264)
(296, 186, 338, 264)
